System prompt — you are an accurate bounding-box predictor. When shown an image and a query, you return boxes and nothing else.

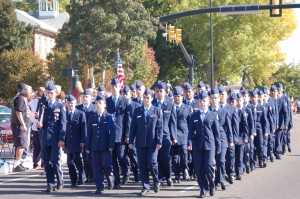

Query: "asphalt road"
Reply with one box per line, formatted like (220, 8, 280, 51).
(1, 115, 299, 199)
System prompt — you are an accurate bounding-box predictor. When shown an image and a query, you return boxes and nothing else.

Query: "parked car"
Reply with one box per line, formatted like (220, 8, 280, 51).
(0, 106, 12, 143)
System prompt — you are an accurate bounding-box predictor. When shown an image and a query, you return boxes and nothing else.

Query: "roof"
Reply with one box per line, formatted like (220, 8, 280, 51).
(15, 9, 58, 34)
(31, 13, 69, 30)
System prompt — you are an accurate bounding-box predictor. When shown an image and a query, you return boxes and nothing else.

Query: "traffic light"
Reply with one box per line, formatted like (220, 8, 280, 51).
(175, 29, 182, 43)
(168, 25, 175, 41)
(270, 0, 282, 17)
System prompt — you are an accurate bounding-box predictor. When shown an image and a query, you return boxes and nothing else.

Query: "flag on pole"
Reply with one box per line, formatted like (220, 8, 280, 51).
(116, 51, 125, 89)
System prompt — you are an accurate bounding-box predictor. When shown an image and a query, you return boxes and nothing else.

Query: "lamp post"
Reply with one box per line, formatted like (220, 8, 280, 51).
(210, 0, 214, 88)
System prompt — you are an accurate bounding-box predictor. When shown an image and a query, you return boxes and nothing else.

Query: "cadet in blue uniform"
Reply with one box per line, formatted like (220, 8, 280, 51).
(250, 90, 269, 168)
(65, 95, 87, 187)
(133, 80, 145, 104)
(188, 91, 221, 198)
(262, 86, 277, 162)
(172, 86, 191, 183)
(210, 88, 232, 190)
(86, 94, 116, 194)
(106, 78, 130, 187)
(219, 85, 238, 184)
(182, 82, 200, 179)
(235, 93, 248, 180)
(123, 85, 141, 182)
(37, 82, 66, 192)
(129, 88, 163, 196)
(76, 89, 96, 182)
(152, 81, 177, 187)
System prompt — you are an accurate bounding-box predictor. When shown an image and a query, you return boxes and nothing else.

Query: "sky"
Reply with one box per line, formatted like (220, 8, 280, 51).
(280, 0, 300, 65)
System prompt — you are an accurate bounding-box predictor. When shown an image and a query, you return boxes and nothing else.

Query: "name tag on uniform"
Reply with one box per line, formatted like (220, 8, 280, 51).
(92, 124, 97, 126)
(137, 115, 142, 118)
(54, 108, 60, 112)
(164, 110, 171, 113)
(257, 111, 262, 113)
(150, 115, 155, 117)
(194, 120, 198, 122)
(103, 122, 108, 123)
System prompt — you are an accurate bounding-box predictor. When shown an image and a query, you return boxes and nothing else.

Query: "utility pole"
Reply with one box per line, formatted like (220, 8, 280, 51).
(210, 0, 214, 88)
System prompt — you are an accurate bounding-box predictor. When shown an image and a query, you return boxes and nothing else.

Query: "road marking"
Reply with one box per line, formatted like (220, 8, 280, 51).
(0, 174, 40, 185)
(179, 183, 198, 193)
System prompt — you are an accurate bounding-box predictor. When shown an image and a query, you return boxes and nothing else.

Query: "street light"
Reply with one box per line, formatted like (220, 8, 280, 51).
(210, 0, 214, 88)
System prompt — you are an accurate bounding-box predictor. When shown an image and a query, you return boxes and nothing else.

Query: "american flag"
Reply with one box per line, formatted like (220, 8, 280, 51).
(116, 51, 125, 89)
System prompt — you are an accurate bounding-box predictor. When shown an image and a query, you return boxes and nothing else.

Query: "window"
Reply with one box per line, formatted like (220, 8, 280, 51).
(41, 0, 46, 11)
(48, 0, 53, 11)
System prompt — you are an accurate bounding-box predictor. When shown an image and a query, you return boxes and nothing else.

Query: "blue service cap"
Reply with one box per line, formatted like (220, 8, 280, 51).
(156, 80, 162, 87)
(198, 91, 208, 99)
(237, 93, 243, 99)
(111, 78, 120, 85)
(45, 82, 56, 91)
(123, 85, 130, 94)
(258, 90, 264, 96)
(240, 86, 246, 91)
(219, 85, 226, 93)
(277, 83, 283, 90)
(157, 81, 166, 90)
(270, 85, 278, 91)
(97, 85, 106, 92)
(197, 81, 205, 88)
(263, 85, 269, 90)
(136, 80, 144, 89)
(130, 84, 136, 90)
(205, 84, 211, 90)
(83, 89, 91, 95)
(95, 94, 106, 101)
(241, 90, 249, 95)
(144, 87, 152, 95)
(250, 89, 258, 97)
(173, 86, 183, 96)
(229, 92, 237, 101)
(228, 88, 234, 93)
(67, 94, 76, 101)
(210, 88, 219, 95)
(183, 82, 193, 90)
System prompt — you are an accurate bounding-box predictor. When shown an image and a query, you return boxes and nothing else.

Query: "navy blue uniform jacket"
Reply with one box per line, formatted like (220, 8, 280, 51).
(129, 106, 163, 148)
(65, 109, 87, 154)
(86, 111, 116, 151)
(188, 110, 221, 151)
(40, 99, 66, 148)
(76, 103, 96, 121)
(125, 100, 141, 137)
(176, 104, 192, 145)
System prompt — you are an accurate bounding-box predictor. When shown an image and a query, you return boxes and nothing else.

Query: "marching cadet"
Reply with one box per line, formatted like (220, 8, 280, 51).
(65, 95, 87, 187)
(182, 82, 200, 179)
(97, 85, 106, 96)
(250, 90, 269, 168)
(76, 89, 96, 182)
(272, 85, 288, 159)
(85, 94, 116, 194)
(122, 85, 141, 182)
(130, 84, 138, 100)
(240, 90, 255, 173)
(235, 93, 248, 180)
(129, 87, 163, 196)
(210, 88, 232, 191)
(152, 81, 177, 187)
(196, 82, 206, 97)
(37, 82, 66, 192)
(133, 80, 145, 104)
(106, 78, 130, 187)
(172, 86, 191, 183)
(188, 91, 221, 198)
(219, 85, 238, 184)
(262, 86, 277, 162)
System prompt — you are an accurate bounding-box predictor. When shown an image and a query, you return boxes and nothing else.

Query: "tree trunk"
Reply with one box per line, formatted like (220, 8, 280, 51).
(84, 64, 89, 88)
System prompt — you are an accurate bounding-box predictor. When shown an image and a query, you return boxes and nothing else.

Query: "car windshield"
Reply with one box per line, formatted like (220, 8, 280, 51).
(0, 114, 11, 123)
(0, 106, 11, 114)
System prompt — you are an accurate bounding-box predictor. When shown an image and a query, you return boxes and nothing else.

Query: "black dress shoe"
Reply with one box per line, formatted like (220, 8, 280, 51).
(236, 175, 242, 180)
(270, 155, 274, 162)
(199, 191, 206, 198)
(140, 189, 149, 196)
(263, 162, 267, 168)
(122, 176, 130, 185)
(246, 165, 250, 174)
(95, 188, 104, 194)
(57, 181, 64, 190)
(276, 155, 282, 160)
(134, 175, 140, 182)
(259, 162, 263, 168)
(167, 178, 173, 187)
(154, 183, 160, 193)
(71, 183, 77, 187)
(220, 182, 226, 190)
(228, 176, 234, 184)
(288, 148, 292, 153)
(77, 178, 86, 185)
(45, 186, 56, 192)
(209, 186, 215, 196)
(174, 178, 180, 183)
(114, 184, 121, 189)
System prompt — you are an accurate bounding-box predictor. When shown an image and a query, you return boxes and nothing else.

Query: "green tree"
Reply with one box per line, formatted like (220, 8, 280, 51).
(173, 0, 297, 87)
(13, 0, 38, 14)
(0, 49, 49, 99)
(0, 0, 33, 53)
